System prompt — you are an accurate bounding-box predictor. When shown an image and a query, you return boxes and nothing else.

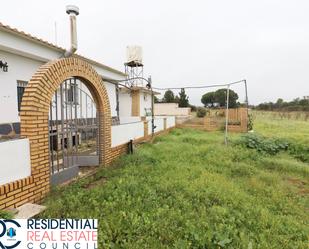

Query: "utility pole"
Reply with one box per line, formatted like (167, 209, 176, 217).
(244, 79, 249, 132)
(224, 84, 230, 145)
(146, 76, 155, 137)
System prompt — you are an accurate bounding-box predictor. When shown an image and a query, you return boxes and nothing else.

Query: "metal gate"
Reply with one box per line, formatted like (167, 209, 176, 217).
(48, 77, 99, 185)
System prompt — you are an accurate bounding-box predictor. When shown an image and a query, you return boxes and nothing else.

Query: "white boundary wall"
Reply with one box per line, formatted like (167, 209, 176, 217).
(119, 116, 141, 124)
(147, 117, 164, 134)
(0, 139, 31, 185)
(112, 122, 144, 147)
(166, 116, 176, 128)
(154, 103, 191, 116)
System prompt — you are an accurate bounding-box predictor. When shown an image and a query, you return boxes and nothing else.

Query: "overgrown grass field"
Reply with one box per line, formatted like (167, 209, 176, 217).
(253, 111, 309, 143)
(39, 111, 309, 248)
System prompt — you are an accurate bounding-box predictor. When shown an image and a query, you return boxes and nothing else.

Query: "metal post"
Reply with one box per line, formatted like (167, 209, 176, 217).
(49, 101, 54, 174)
(244, 79, 249, 132)
(224, 85, 230, 145)
(74, 79, 78, 164)
(64, 80, 70, 167)
(55, 90, 60, 171)
(60, 84, 65, 171)
(148, 76, 155, 137)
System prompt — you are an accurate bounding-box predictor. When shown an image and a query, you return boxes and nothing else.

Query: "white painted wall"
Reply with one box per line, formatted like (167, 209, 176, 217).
(112, 122, 144, 147)
(119, 91, 132, 117)
(0, 139, 31, 185)
(0, 50, 43, 123)
(104, 82, 117, 117)
(148, 117, 164, 134)
(154, 103, 191, 116)
(119, 116, 141, 124)
(140, 92, 152, 116)
(166, 116, 176, 128)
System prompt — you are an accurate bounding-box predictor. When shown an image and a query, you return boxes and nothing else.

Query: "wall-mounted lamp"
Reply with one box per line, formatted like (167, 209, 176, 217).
(0, 60, 8, 72)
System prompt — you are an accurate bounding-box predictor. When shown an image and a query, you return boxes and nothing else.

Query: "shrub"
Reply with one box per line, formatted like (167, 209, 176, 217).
(190, 105, 197, 112)
(238, 134, 289, 155)
(288, 143, 309, 163)
(196, 107, 207, 117)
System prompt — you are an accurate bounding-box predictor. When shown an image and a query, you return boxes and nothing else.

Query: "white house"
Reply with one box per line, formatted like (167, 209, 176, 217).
(0, 21, 175, 187)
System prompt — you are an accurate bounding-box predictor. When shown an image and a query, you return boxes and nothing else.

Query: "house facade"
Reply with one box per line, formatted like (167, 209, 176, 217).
(0, 22, 175, 209)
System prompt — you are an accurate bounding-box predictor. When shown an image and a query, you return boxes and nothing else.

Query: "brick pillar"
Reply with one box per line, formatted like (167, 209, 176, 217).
(143, 121, 148, 138)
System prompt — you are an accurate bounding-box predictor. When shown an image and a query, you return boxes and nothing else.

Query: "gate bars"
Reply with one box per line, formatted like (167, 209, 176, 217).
(48, 78, 98, 175)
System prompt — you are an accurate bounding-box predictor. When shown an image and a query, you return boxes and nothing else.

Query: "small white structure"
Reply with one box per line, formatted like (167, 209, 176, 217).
(154, 103, 191, 116)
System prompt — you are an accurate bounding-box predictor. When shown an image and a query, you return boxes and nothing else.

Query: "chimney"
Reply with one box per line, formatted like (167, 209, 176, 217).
(64, 5, 79, 57)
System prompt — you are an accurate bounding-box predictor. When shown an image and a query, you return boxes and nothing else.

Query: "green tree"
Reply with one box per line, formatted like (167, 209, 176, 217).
(163, 90, 175, 103)
(299, 98, 309, 106)
(154, 95, 160, 103)
(178, 88, 189, 107)
(201, 88, 239, 108)
(214, 88, 239, 108)
(276, 98, 284, 108)
(201, 92, 216, 107)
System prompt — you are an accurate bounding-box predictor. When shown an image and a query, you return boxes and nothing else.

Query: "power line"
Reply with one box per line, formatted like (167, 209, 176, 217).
(105, 77, 246, 91)
(104, 76, 249, 145)
(152, 80, 246, 91)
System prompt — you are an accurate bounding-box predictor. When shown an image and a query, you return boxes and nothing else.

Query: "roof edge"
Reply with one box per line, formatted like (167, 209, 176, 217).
(0, 22, 126, 77)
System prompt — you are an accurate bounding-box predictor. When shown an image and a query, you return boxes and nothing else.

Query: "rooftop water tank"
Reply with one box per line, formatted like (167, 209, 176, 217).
(126, 46, 143, 66)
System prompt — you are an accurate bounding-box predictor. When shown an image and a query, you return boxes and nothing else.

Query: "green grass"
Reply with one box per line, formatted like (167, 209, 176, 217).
(40, 116, 309, 248)
(0, 209, 13, 219)
(253, 111, 309, 144)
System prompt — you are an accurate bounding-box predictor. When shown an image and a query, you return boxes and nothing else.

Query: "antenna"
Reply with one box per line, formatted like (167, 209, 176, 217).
(54, 21, 58, 45)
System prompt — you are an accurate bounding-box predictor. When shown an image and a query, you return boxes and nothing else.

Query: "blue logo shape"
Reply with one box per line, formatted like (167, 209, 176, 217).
(7, 227, 16, 238)
(0, 220, 21, 248)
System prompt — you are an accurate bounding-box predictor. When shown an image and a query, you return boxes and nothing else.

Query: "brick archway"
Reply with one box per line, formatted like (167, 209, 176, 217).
(19, 57, 111, 202)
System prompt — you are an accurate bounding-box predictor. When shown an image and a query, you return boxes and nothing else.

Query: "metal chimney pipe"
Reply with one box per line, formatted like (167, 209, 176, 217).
(64, 5, 79, 57)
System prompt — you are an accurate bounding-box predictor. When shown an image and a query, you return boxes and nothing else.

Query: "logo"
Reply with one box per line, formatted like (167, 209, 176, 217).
(7, 228, 16, 238)
(0, 220, 21, 249)
(0, 219, 98, 248)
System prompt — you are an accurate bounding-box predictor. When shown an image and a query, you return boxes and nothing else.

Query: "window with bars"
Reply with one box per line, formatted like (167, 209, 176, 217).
(66, 80, 79, 104)
(17, 80, 28, 112)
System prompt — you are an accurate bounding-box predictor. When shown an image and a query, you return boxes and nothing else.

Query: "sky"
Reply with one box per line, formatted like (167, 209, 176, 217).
(0, 0, 308, 105)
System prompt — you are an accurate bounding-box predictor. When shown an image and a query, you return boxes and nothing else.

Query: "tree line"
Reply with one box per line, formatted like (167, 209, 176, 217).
(156, 88, 240, 109)
(155, 88, 189, 107)
(255, 97, 309, 112)
(155, 88, 309, 112)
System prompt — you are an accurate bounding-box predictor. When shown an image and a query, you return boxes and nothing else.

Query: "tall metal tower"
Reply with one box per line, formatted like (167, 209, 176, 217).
(124, 46, 144, 87)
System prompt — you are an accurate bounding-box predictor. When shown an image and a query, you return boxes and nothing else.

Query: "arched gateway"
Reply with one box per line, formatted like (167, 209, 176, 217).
(17, 57, 111, 201)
